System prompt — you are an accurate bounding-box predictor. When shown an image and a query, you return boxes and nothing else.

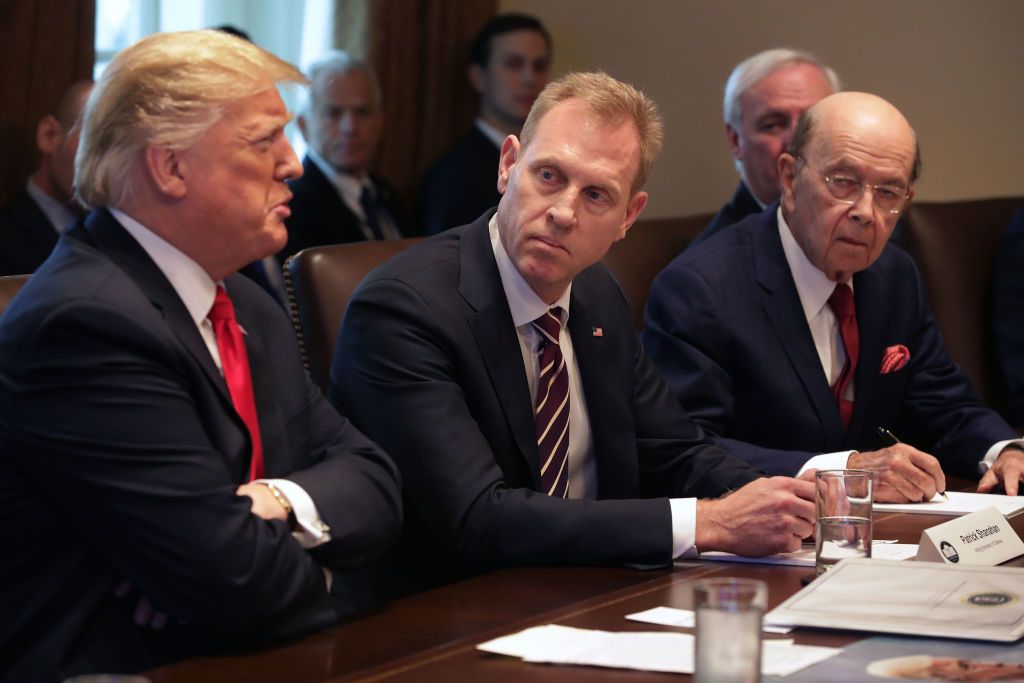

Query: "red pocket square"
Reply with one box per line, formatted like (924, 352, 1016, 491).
(880, 344, 910, 374)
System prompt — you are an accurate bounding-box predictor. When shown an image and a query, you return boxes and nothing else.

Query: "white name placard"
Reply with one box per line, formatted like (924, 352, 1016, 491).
(916, 505, 1024, 566)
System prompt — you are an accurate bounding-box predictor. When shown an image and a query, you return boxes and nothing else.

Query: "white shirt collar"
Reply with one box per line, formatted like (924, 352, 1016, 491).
(25, 178, 77, 234)
(109, 208, 218, 328)
(306, 147, 373, 213)
(474, 118, 507, 149)
(488, 213, 571, 328)
(777, 206, 852, 323)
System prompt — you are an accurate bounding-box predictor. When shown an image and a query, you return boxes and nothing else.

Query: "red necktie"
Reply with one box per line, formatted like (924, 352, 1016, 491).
(827, 284, 859, 429)
(208, 286, 265, 480)
(532, 308, 570, 498)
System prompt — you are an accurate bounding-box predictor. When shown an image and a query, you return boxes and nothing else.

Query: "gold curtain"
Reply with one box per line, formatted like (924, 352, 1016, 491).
(0, 0, 95, 204)
(339, 0, 496, 229)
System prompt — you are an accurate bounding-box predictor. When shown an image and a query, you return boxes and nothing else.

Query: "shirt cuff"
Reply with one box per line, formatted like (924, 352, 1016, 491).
(669, 498, 698, 559)
(798, 451, 855, 476)
(980, 438, 1024, 473)
(257, 478, 332, 548)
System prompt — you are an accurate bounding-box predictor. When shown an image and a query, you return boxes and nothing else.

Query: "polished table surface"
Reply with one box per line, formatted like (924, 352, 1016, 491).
(149, 505, 1024, 682)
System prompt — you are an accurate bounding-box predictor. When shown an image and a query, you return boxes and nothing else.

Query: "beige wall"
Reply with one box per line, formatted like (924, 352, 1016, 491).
(500, 0, 1024, 218)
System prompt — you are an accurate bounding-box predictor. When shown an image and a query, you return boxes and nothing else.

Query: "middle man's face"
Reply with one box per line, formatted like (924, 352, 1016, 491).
(302, 69, 383, 176)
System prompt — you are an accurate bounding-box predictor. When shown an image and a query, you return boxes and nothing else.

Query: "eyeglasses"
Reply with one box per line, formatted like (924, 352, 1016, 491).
(799, 160, 910, 214)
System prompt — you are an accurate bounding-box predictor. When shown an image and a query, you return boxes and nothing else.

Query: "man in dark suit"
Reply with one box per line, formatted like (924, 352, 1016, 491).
(645, 92, 1024, 500)
(0, 31, 401, 682)
(419, 13, 552, 236)
(332, 72, 815, 597)
(0, 80, 92, 275)
(690, 48, 839, 248)
(278, 51, 408, 264)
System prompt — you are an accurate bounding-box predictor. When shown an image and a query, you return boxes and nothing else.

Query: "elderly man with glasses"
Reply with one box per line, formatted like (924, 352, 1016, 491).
(643, 92, 1024, 501)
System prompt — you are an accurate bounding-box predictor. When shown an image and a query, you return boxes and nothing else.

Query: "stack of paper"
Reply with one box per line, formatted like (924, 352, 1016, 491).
(874, 491, 1024, 516)
(698, 541, 918, 567)
(477, 624, 840, 676)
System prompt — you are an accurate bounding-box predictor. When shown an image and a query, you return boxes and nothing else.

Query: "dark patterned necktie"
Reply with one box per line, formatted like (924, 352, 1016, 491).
(532, 308, 570, 497)
(828, 283, 859, 429)
(359, 185, 386, 241)
(208, 286, 265, 480)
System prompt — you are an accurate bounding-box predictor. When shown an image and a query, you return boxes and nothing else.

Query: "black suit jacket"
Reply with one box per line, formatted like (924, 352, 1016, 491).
(279, 156, 409, 263)
(994, 207, 1024, 427)
(0, 209, 402, 682)
(689, 180, 763, 249)
(329, 212, 761, 595)
(418, 125, 502, 236)
(643, 208, 1016, 476)
(0, 188, 62, 275)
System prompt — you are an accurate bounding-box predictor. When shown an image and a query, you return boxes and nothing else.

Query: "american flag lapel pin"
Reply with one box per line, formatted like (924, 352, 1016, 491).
(591, 326, 603, 337)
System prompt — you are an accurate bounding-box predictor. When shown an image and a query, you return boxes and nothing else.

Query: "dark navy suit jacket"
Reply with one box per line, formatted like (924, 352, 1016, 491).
(689, 180, 763, 249)
(418, 125, 502, 236)
(0, 209, 401, 682)
(0, 188, 62, 275)
(278, 156, 409, 263)
(643, 208, 1016, 477)
(994, 207, 1024, 427)
(329, 212, 760, 595)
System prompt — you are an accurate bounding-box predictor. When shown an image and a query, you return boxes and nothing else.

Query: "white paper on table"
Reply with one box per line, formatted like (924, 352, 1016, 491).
(767, 558, 1024, 642)
(697, 542, 918, 567)
(477, 624, 840, 676)
(874, 491, 1024, 516)
(626, 606, 794, 633)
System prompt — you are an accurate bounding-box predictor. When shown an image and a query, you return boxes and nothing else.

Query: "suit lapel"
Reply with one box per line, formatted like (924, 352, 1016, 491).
(754, 213, 845, 443)
(845, 266, 885, 447)
(15, 191, 61, 258)
(303, 158, 370, 244)
(230, 279, 289, 477)
(459, 216, 541, 488)
(82, 210, 233, 409)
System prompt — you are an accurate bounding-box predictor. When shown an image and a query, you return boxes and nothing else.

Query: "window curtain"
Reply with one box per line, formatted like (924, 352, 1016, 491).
(0, 0, 95, 205)
(339, 0, 497, 229)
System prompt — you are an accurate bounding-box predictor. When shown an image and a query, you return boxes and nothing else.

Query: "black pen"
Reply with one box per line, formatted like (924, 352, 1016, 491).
(877, 426, 948, 501)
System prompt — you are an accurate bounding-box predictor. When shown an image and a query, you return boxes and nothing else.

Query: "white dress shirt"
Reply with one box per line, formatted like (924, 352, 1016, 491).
(305, 148, 401, 241)
(111, 208, 330, 549)
(488, 216, 697, 558)
(777, 207, 1016, 474)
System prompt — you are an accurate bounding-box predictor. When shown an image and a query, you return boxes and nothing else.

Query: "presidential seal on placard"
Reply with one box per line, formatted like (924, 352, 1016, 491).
(963, 592, 1018, 607)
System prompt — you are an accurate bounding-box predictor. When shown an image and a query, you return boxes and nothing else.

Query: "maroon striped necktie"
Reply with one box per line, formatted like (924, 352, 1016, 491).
(828, 283, 859, 429)
(532, 308, 570, 498)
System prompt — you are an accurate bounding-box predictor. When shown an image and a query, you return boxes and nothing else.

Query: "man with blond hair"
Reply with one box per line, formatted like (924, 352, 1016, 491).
(331, 72, 815, 597)
(0, 30, 401, 681)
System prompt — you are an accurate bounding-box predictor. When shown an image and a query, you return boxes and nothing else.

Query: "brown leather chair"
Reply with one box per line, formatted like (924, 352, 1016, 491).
(901, 196, 1024, 412)
(601, 213, 714, 330)
(0, 274, 30, 314)
(284, 239, 423, 392)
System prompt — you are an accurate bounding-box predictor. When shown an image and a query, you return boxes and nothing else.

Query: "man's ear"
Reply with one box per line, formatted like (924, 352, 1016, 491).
(296, 114, 310, 143)
(144, 145, 188, 200)
(778, 153, 798, 212)
(468, 64, 486, 95)
(496, 135, 520, 195)
(616, 191, 649, 241)
(726, 122, 742, 161)
(36, 115, 63, 155)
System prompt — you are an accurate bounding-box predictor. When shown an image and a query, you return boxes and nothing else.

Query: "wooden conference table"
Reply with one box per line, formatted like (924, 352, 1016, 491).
(150, 497, 1024, 682)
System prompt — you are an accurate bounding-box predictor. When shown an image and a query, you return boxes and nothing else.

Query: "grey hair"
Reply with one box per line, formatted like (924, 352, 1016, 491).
(300, 50, 382, 116)
(723, 48, 841, 128)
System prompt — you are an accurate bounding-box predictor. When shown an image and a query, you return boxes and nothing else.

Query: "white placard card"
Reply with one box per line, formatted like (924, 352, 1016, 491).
(916, 506, 1024, 566)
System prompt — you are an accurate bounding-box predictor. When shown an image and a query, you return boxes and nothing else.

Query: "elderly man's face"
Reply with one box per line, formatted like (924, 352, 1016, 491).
(495, 98, 648, 304)
(728, 62, 833, 205)
(300, 69, 382, 176)
(181, 88, 302, 271)
(472, 30, 551, 131)
(779, 93, 916, 283)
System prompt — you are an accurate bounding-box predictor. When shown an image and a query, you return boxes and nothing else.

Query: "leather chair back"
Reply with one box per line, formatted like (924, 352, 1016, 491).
(0, 274, 30, 315)
(601, 214, 714, 330)
(285, 239, 423, 392)
(901, 196, 1024, 411)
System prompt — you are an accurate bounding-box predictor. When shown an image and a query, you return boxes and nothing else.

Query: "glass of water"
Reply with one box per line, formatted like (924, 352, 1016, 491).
(692, 577, 767, 683)
(815, 469, 873, 575)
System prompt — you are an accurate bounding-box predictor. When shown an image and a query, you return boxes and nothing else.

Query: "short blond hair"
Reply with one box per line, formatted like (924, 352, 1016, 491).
(519, 71, 663, 192)
(76, 30, 306, 209)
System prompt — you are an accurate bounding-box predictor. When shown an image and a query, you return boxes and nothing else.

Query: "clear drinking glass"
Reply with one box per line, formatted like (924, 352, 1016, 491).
(692, 577, 768, 683)
(815, 468, 874, 575)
